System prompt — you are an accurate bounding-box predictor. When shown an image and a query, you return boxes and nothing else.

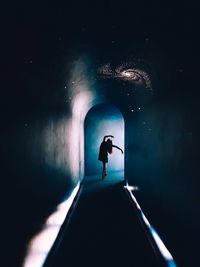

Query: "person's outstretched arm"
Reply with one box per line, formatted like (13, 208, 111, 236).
(103, 135, 114, 141)
(112, 145, 123, 154)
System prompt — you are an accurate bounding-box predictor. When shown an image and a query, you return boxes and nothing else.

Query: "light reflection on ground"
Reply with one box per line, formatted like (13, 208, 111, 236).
(124, 185, 177, 267)
(22, 183, 80, 267)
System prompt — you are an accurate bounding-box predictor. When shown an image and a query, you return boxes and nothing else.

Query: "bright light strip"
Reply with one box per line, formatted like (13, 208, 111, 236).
(124, 185, 177, 266)
(125, 185, 139, 191)
(22, 183, 80, 267)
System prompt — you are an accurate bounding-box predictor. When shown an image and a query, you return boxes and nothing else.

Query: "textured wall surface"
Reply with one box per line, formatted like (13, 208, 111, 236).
(1, 57, 98, 266)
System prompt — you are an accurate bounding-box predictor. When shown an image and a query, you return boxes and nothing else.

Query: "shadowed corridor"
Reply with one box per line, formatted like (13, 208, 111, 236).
(44, 172, 166, 267)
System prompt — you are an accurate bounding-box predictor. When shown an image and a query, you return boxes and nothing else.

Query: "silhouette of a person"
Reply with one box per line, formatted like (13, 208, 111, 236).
(98, 135, 123, 179)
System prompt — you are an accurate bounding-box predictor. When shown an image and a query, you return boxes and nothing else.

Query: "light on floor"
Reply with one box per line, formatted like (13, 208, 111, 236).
(124, 185, 177, 267)
(22, 183, 80, 267)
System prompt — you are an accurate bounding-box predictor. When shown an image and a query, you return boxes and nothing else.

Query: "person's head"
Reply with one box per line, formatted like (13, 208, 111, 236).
(107, 138, 112, 144)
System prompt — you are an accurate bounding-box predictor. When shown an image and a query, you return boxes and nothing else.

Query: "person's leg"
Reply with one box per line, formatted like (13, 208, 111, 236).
(102, 162, 107, 179)
(104, 162, 107, 176)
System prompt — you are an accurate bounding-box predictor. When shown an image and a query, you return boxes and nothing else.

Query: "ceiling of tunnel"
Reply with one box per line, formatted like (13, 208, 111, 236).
(1, 1, 198, 129)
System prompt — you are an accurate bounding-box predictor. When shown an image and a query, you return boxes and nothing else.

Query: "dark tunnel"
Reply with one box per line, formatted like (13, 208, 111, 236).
(1, 2, 200, 267)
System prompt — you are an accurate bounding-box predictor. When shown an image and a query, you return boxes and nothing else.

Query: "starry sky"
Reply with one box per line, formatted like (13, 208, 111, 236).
(1, 1, 199, 146)
(2, 1, 199, 98)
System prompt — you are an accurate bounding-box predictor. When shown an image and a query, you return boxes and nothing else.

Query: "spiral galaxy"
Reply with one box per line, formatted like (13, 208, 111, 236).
(98, 62, 152, 90)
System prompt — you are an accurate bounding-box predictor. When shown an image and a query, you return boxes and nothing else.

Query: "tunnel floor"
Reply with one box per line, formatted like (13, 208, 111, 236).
(46, 172, 162, 267)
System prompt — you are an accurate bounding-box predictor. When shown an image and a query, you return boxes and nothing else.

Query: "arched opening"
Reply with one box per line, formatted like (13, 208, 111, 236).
(84, 103, 124, 183)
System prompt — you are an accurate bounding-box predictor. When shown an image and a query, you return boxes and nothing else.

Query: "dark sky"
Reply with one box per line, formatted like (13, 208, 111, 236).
(1, 1, 199, 115)
(2, 1, 198, 64)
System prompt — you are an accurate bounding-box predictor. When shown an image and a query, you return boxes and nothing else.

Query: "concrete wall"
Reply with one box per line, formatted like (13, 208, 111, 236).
(1, 56, 98, 266)
(2, 57, 96, 199)
(123, 84, 199, 267)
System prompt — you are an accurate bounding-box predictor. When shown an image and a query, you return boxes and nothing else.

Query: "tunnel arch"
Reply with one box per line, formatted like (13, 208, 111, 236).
(84, 103, 125, 181)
